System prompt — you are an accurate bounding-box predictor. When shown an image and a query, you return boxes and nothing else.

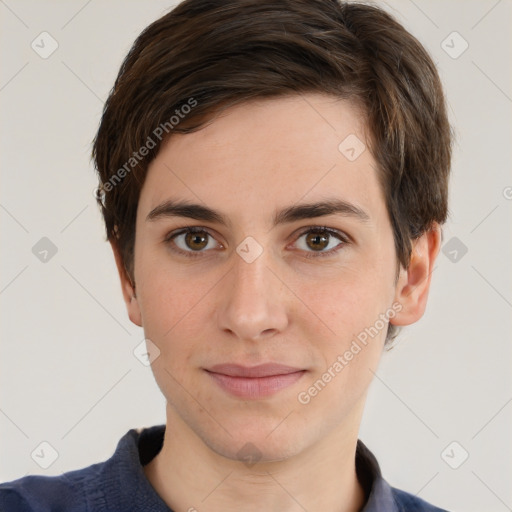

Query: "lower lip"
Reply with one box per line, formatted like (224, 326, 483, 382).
(206, 370, 306, 399)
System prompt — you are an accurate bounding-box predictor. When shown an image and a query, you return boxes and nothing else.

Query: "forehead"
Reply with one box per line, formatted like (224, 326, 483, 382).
(138, 93, 384, 226)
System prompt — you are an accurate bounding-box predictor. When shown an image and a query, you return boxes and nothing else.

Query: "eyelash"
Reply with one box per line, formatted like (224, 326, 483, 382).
(164, 226, 350, 260)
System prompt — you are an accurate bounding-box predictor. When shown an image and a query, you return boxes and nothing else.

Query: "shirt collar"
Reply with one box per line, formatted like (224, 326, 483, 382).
(355, 439, 398, 511)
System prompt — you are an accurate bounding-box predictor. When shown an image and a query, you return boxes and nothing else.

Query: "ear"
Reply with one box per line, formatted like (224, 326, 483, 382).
(109, 239, 142, 327)
(390, 223, 442, 327)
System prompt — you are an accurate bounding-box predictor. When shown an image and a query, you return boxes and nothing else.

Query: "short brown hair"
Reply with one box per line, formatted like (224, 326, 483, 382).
(92, 0, 452, 341)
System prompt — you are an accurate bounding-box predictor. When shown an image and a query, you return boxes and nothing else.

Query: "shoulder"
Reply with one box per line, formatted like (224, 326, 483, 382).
(390, 487, 450, 512)
(0, 426, 163, 512)
(0, 461, 104, 512)
(355, 440, 449, 512)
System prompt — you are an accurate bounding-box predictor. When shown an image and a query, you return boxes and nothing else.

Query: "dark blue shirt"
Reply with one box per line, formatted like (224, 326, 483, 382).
(0, 424, 449, 511)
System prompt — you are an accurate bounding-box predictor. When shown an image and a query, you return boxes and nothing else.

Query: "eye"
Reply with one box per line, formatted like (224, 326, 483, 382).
(165, 227, 222, 257)
(293, 227, 348, 258)
(164, 225, 349, 259)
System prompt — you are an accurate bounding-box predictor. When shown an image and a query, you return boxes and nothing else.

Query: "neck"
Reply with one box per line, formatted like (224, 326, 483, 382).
(144, 408, 366, 512)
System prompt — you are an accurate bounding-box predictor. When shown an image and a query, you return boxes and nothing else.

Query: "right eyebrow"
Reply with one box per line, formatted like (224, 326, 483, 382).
(146, 199, 228, 225)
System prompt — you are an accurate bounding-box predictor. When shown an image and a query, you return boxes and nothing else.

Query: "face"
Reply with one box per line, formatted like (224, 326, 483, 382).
(115, 93, 431, 462)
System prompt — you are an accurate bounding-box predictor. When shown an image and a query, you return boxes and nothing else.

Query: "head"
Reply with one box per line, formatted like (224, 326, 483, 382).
(92, 0, 451, 461)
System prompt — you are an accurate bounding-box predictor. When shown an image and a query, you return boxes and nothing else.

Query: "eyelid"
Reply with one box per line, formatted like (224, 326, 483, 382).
(292, 225, 350, 243)
(163, 225, 218, 243)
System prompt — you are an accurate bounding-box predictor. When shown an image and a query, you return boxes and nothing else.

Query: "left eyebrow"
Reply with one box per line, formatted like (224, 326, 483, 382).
(146, 198, 370, 226)
(273, 199, 370, 225)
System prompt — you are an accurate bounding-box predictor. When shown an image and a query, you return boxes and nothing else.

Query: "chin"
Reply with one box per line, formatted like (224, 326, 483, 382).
(197, 417, 307, 465)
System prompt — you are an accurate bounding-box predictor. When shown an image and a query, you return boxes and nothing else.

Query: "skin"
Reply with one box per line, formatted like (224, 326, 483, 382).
(110, 93, 441, 512)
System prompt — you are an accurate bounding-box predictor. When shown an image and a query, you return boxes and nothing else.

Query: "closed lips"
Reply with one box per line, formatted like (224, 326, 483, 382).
(205, 363, 304, 378)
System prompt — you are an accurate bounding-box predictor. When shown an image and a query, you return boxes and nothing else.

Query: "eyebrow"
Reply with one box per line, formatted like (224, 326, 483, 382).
(146, 198, 370, 226)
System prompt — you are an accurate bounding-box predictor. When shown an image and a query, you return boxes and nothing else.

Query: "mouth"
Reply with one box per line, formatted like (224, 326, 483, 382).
(204, 363, 306, 399)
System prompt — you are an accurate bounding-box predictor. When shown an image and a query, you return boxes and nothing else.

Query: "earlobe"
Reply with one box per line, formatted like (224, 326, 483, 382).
(109, 239, 143, 327)
(127, 293, 142, 327)
(390, 224, 442, 327)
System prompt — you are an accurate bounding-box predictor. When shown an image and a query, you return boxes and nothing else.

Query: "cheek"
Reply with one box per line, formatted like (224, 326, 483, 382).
(295, 261, 394, 340)
(292, 259, 393, 401)
(295, 275, 387, 414)
(135, 255, 216, 359)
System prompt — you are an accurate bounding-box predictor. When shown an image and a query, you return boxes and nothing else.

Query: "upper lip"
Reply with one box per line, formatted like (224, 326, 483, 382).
(206, 363, 304, 378)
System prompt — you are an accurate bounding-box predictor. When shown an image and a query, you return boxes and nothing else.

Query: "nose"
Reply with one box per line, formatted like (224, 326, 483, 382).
(216, 248, 289, 342)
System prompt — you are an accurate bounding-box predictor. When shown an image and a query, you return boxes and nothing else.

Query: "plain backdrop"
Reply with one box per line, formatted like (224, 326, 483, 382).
(1, 1, 511, 511)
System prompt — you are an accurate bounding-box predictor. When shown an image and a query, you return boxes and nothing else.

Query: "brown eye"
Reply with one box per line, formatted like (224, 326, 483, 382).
(305, 231, 330, 251)
(167, 228, 220, 256)
(294, 227, 347, 257)
(184, 231, 209, 251)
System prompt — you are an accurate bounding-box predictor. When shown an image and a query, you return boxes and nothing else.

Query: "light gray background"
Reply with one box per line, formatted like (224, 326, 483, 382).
(1, 1, 511, 511)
